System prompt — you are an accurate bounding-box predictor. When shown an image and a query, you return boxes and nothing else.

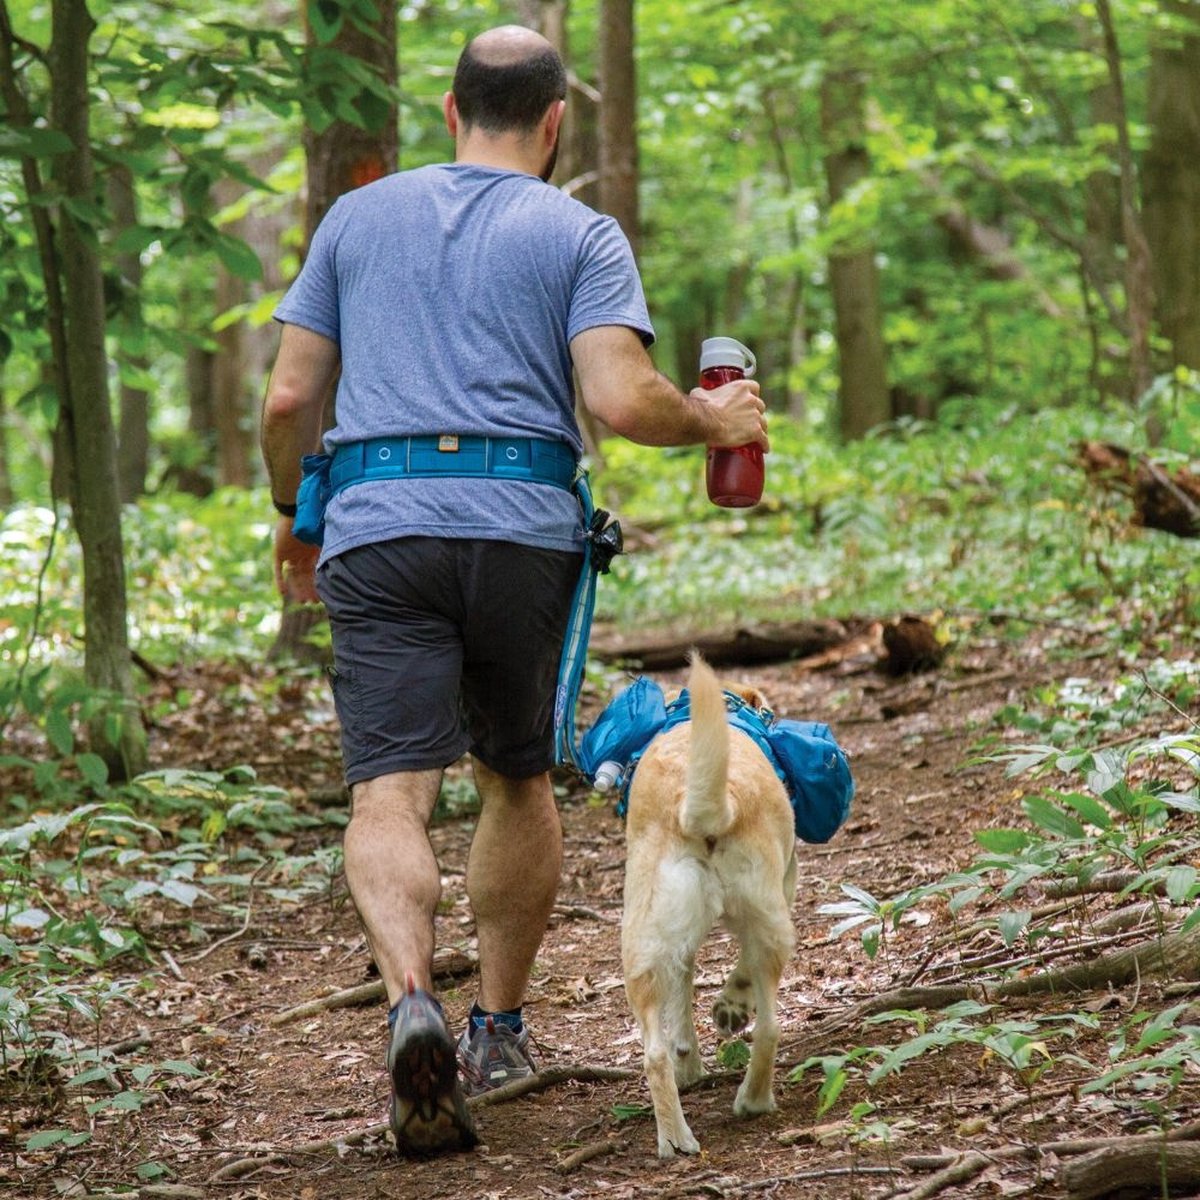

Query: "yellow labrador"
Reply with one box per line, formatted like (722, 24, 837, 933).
(621, 653, 797, 1157)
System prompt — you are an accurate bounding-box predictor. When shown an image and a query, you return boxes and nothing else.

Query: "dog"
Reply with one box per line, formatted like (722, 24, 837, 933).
(621, 652, 797, 1158)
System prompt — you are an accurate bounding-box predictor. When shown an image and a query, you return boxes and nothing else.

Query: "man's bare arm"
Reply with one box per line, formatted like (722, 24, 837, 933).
(570, 325, 768, 451)
(260, 323, 341, 506)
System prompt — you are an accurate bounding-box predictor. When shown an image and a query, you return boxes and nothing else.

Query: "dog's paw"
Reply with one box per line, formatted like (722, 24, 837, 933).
(658, 1127, 701, 1158)
(733, 1082, 777, 1118)
(712, 995, 752, 1036)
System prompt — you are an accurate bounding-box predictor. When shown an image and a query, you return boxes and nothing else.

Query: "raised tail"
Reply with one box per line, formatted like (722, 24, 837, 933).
(679, 652, 732, 840)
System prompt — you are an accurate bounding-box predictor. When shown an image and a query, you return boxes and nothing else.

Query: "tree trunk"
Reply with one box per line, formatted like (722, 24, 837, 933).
(1143, 0, 1200, 370)
(50, 0, 146, 779)
(0, 371, 12, 509)
(1096, 0, 1157, 403)
(270, 0, 399, 664)
(212, 244, 254, 489)
(820, 35, 890, 440)
(106, 163, 151, 502)
(598, 0, 638, 258)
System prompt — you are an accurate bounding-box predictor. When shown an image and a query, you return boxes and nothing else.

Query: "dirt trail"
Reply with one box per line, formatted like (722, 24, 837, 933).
(6, 630, 1196, 1199)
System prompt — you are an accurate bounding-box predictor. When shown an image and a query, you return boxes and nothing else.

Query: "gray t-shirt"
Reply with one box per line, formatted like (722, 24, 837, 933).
(273, 162, 654, 562)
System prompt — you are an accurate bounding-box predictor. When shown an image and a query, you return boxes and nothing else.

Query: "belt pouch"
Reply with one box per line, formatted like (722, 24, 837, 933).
(293, 452, 333, 546)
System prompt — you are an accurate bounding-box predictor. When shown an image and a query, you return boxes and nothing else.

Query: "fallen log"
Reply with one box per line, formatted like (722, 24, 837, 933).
(589, 618, 857, 670)
(1079, 441, 1200, 537)
(1063, 1141, 1200, 1199)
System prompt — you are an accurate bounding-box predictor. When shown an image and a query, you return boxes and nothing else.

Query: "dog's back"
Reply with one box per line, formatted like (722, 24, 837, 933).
(622, 653, 797, 1158)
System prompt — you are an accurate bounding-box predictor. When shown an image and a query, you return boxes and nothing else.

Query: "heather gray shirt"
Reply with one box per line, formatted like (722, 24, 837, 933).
(273, 162, 654, 562)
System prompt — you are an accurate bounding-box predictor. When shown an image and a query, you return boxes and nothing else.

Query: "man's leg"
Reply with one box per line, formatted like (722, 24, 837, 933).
(467, 759, 563, 1013)
(344, 768, 444, 1006)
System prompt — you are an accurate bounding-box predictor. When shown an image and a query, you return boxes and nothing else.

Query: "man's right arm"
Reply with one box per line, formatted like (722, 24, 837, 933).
(570, 325, 768, 451)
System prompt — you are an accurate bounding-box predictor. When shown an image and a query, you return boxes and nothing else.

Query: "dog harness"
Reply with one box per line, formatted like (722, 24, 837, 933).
(579, 677, 855, 844)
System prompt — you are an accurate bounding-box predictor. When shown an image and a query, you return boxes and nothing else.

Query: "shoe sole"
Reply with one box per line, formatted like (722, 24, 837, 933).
(390, 1022, 478, 1156)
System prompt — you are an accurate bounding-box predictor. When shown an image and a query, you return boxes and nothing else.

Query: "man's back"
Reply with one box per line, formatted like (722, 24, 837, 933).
(275, 162, 652, 560)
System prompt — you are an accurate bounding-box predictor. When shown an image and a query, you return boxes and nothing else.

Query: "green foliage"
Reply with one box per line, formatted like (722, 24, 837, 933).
(0, 755, 342, 1152)
(592, 397, 1196, 634)
(809, 641, 1199, 1125)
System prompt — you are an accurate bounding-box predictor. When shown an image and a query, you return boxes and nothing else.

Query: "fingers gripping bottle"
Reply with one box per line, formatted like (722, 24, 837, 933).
(700, 337, 764, 507)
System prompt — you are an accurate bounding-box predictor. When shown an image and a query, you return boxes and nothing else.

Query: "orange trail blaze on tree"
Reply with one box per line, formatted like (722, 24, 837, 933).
(348, 154, 388, 189)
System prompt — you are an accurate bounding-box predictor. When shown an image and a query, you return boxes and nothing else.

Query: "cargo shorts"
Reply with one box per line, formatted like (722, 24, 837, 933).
(315, 537, 582, 786)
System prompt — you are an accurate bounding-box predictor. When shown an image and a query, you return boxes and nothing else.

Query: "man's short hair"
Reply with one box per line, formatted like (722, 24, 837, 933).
(452, 41, 567, 134)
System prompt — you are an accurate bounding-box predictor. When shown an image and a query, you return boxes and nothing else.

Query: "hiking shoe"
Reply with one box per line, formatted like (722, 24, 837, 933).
(387, 986, 478, 1156)
(457, 1016, 538, 1096)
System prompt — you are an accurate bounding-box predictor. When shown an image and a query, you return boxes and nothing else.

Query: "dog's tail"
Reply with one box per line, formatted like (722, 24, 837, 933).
(680, 652, 733, 840)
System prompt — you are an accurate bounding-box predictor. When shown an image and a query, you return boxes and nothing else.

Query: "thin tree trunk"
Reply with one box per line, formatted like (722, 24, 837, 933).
(1143, 0, 1200, 370)
(213, 256, 253, 488)
(598, 0, 638, 259)
(820, 32, 889, 440)
(50, 0, 146, 779)
(1096, 0, 1157, 403)
(107, 163, 151, 502)
(0, 370, 12, 509)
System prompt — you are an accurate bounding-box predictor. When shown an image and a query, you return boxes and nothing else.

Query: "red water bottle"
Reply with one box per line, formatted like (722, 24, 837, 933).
(700, 337, 763, 507)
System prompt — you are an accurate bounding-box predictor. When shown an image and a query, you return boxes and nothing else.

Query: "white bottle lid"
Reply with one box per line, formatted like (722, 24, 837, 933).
(700, 337, 756, 377)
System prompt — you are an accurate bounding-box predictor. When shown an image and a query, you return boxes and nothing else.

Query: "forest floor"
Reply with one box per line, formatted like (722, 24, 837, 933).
(4, 617, 1200, 1200)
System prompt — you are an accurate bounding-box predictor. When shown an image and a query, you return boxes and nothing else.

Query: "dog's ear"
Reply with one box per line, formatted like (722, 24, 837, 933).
(728, 682, 769, 710)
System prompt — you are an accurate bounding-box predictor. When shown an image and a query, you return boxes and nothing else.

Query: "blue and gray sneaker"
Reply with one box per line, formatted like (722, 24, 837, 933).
(387, 984, 477, 1156)
(457, 1016, 538, 1096)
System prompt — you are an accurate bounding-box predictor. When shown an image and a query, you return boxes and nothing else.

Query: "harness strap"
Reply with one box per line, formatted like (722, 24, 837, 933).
(553, 472, 623, 771)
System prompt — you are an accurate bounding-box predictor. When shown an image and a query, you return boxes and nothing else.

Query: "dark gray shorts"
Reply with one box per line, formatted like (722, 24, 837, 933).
(315, 537, 582, 785)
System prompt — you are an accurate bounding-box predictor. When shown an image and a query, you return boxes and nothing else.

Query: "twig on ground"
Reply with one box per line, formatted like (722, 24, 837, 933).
(882, 1151, 992, 1200)
(553, 903, 619, 924)
(269, 948, 476, 1025)
(557, 1137, 621, 1172)
(178, 863, 270, 964)
(159, 948, 186, 982)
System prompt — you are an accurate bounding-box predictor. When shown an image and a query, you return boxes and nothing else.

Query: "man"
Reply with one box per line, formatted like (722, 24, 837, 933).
(260, 24, 767, 1157)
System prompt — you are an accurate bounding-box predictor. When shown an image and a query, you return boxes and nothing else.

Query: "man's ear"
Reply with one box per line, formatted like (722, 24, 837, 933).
(443, 91, 459, 137)
(544, 98, 566, 145)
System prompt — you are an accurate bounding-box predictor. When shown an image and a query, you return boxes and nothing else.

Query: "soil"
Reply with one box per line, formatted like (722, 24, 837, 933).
(4, 621, 1199, 1200)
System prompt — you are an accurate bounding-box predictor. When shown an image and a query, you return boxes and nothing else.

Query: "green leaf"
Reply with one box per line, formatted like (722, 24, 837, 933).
(113, 224, 165, 255)
(1022, 795, 1085, 840)
(45, 708, 74, 756)
(307, 0, 344, 44)
(211, 232, 263, 281)
(25, 1128, 86, 1150)
(75, 753, 109, 789)
(974, 828, 1031, 853)
(996, 909, 1032, 947)
(159, 879, 200, 907)
(1059, 792, 1112, 830)
(0, 126, 74, 160)
(1166, 866, 1198, 905)
(717, 1039, 751, 1070)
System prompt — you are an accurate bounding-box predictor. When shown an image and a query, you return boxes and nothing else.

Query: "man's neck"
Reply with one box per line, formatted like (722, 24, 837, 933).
(455, 134, 541, 177)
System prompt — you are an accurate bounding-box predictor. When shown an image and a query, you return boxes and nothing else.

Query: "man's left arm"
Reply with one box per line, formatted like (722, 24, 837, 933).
(260, 323, 340, 604)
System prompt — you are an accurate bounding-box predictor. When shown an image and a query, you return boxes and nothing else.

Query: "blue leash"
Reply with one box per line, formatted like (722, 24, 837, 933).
(553, 471, 622, 772)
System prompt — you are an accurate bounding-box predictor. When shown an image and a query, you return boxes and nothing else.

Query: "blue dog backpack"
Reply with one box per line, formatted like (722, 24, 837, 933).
(580, 677, 854, 844)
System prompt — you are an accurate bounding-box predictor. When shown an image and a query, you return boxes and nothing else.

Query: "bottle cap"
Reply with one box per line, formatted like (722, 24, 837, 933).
(700, 337, 756, 377)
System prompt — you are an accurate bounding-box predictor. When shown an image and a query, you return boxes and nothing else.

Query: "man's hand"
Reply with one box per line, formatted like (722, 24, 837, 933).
(273, 517, 321, 606)
(690, 378, 769, 451)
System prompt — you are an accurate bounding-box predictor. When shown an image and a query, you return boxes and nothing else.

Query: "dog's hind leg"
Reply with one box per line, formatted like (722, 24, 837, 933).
(712, 954, 755, 1036)
(625, 970, 701, 1158)
(729, 911, 793, 1117)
